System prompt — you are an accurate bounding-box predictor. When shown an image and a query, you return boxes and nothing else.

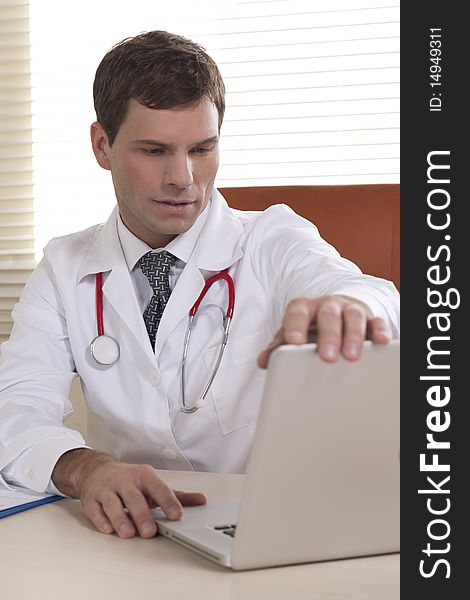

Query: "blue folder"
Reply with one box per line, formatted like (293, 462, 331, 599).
(0, 494, 63, 519)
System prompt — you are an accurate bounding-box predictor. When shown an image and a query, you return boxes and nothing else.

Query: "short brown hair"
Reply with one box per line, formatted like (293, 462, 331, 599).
(93, 30, 225, 146)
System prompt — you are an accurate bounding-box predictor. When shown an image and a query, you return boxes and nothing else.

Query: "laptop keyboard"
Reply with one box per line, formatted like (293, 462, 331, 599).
(213, 524, 237, 538)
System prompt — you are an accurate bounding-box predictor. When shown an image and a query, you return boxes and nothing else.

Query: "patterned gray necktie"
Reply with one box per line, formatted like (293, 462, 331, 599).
(139, 251, 177, 348)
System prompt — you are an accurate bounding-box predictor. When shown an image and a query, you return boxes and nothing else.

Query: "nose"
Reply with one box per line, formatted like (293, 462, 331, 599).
(164, 153, 194, 190)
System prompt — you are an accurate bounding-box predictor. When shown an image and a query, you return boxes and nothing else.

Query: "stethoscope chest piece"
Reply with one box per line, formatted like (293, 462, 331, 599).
(90, 334, 120, 366)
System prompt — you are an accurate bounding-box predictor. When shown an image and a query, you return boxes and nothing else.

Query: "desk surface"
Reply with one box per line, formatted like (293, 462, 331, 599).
(0, 470, 399, 600)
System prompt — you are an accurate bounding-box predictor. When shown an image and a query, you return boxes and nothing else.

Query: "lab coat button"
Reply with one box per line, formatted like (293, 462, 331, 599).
(26, 470, 33, 480)
(151, 372, 161, 387)
(163, 449, 177, 460)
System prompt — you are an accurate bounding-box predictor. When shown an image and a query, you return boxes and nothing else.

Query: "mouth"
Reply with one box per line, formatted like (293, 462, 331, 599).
(156, 200, 196, 206)
(153, 199, 197, 214)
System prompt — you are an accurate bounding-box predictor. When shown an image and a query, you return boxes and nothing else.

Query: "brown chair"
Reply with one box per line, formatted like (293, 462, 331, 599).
(220, 184, 400, 291)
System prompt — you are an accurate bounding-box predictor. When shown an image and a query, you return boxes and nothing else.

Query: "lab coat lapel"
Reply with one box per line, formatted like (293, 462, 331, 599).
(155, 190, 244, 353)
(154, 262, 205, 354)
(102, 259, 155, 364)
(78, 207, 155, 366)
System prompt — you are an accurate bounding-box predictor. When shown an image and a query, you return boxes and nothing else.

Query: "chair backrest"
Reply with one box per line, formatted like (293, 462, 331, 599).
(219, 184, 400, 291)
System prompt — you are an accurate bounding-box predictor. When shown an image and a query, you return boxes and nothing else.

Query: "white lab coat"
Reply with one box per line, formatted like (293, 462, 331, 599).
(0, 190, 399, 492)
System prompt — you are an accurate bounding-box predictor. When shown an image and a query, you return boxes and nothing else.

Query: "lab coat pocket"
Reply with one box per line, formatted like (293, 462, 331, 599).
(203, 327, 271, 434)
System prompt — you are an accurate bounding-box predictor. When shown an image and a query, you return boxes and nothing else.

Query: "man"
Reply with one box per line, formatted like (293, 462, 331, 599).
(0, 31, 399, 540)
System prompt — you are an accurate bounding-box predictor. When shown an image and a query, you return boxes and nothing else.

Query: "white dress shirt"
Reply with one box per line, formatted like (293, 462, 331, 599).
(117, 202, 210, 316)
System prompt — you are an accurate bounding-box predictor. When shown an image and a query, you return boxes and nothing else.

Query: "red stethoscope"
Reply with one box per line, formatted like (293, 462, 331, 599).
(90, 272, 120, 366)
(90, 270, 235, 413)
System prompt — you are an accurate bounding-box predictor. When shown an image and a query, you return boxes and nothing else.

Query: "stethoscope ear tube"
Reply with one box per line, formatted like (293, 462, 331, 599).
(199, 316, 231, 400)
(180, 316, 232, 413)
(180, 316, 197, 413)
(180, 270, 235, 413)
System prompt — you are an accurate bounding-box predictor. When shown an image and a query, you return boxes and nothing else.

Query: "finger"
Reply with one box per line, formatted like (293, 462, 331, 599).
(82, 499, 114, 534)
(174, 490, 208, 506)
(282, 299, 313, 345)
(141, 469, 183, 520)
(119, 488, 158, 538)
(367, 317, 392, 344)
(258, 299, 317, 369)
(101, 493, 136, 538)
(315, 299, 343, 362)
(341, 303, 368, 361)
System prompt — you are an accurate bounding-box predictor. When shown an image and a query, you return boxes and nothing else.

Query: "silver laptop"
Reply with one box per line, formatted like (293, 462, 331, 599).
(153, 340, 400, 570)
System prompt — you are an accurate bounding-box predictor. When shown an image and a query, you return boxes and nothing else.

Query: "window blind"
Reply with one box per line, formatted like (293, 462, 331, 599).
(0, 0, 33, 345)
(29, 0, 399, 261)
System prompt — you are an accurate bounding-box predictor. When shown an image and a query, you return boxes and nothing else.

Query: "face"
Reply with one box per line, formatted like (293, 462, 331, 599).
(91, 97, 220, 248)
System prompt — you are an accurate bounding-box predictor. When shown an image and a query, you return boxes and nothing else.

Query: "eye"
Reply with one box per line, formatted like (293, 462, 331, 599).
(141, 147, 165, 155)
(192, 146, 214, 155)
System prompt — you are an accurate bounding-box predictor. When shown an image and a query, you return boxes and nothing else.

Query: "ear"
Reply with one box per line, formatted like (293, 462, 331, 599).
(90, 121, 112, 170)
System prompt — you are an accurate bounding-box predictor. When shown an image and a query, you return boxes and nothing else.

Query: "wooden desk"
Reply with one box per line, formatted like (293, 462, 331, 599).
(0, 471, 399, 600)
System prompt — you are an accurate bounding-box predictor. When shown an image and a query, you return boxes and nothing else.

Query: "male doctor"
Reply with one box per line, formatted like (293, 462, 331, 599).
(0, 31, 399, 540)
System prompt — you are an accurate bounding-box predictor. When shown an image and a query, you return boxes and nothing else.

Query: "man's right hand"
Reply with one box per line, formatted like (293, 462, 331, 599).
(51, 448, 207, 538)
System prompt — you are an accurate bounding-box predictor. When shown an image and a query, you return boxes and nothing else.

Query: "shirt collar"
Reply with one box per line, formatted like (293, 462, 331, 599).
(117, 197, 211, 271)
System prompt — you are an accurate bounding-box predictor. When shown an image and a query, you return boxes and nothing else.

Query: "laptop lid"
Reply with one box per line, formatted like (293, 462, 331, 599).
(230, 340, 400, 570)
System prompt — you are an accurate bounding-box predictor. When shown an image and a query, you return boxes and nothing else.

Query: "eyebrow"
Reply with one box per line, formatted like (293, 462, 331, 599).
(132, 135, 219, 149)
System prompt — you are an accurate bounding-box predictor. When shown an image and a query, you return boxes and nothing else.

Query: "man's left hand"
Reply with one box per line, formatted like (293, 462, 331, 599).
(257, 295, 391, 368)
